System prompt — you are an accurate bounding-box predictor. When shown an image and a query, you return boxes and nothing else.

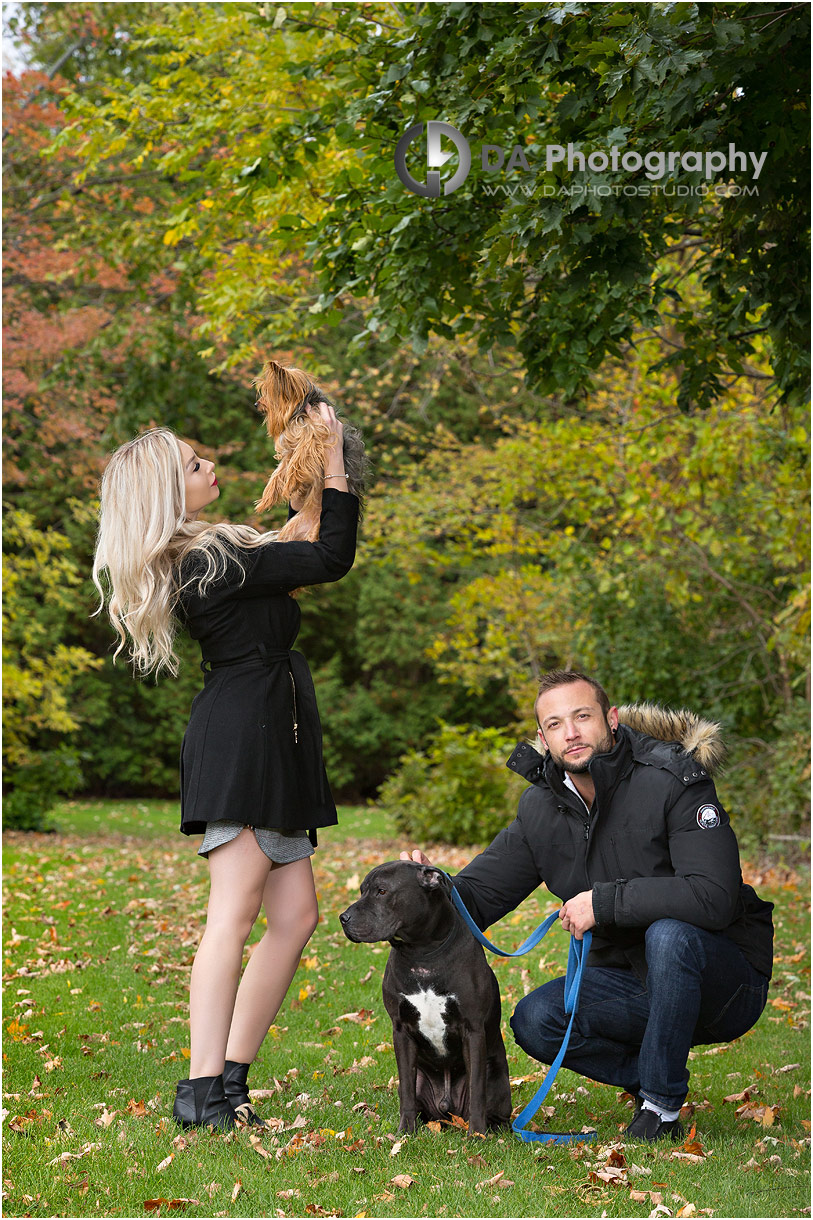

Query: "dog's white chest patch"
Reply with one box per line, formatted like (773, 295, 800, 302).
(403, 987, 454, 1056)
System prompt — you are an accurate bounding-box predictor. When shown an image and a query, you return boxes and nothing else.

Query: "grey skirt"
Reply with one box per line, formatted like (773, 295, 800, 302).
(197, 820, 314, 864)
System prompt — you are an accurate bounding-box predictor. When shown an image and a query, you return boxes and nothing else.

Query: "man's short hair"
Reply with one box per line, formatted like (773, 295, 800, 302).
(535, 669, 611, 720)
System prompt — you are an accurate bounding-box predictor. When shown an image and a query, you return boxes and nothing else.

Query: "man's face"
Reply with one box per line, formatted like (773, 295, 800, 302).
(535, 680, 619, 775)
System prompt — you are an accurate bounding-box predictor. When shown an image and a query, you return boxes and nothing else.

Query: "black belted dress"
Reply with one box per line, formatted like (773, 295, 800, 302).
(176, 489, 358, 843)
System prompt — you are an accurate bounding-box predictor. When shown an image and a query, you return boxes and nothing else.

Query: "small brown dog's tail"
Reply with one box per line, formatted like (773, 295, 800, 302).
(253, 358, 367, 539)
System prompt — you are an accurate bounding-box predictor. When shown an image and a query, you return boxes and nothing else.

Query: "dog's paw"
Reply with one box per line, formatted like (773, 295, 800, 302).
(397, 1114, 418, 1134)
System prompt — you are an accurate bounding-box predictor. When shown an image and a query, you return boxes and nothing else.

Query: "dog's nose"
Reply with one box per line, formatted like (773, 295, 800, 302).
(339, 910, 350, 925)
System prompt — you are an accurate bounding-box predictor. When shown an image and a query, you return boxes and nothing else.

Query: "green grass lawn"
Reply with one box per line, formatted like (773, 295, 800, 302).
(33, 800, 392, 844)
(3, 801, 810, 1219)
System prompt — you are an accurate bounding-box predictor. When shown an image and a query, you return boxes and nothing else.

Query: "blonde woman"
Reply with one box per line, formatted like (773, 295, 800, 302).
(92, 403, 357, 1129)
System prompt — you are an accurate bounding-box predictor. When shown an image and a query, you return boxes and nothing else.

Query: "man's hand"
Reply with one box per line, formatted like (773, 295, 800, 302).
(559, 890, 596, 940)
(399, 848, 432, 866)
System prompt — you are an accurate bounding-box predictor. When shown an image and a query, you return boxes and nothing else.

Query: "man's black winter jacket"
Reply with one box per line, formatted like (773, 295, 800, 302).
(452, 720, 774, 982)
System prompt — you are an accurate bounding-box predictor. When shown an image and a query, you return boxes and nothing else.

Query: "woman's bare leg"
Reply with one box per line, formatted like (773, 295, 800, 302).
(188, 828, 272, 1078)
(225, 856, 319, 1064)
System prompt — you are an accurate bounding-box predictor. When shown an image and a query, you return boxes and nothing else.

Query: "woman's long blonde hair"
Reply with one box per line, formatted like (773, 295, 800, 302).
(92, 427, 276, 678)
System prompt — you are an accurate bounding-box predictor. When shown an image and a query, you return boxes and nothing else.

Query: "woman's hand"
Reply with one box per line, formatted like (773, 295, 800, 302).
(308, 400, 348, 491)
(307, 400, 344, 447)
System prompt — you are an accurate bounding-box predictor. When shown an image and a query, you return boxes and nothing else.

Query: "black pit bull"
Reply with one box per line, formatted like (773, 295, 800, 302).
(339, 860, 512, 1135)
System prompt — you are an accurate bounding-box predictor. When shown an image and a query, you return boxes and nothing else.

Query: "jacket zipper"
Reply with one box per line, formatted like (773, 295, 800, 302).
(560, 799, 594, 894)
(559, 802, 591, 843)
(289, 671, 299, 744)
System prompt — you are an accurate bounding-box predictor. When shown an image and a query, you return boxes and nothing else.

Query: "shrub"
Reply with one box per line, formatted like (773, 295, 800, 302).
(3, 509, 103, 823)
(377, 722, 521, 846)
(718, 698, 811, 858)
(3, 746, 83, 831)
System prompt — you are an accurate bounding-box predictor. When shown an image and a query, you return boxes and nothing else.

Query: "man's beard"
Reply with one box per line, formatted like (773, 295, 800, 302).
(552, 725, 615, 774)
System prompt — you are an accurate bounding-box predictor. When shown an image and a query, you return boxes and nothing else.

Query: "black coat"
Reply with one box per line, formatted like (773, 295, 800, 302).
(452, 722, 774, 981)
(176, 489, 358, 838)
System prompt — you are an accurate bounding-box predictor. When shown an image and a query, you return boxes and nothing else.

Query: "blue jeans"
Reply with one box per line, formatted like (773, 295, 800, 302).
(509, 919, 769, 1111)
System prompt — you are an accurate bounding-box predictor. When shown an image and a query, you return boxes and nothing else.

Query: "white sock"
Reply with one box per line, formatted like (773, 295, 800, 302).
(641, 1099, 682, 1123)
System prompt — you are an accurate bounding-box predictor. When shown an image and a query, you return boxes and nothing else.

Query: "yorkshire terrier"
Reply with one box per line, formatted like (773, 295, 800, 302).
(254, 359, 367, 541)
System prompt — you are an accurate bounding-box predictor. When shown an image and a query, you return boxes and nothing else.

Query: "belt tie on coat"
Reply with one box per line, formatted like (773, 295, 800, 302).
(202, 643, 303, 745)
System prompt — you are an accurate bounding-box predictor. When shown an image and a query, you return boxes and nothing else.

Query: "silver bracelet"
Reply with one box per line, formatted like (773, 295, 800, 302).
(324, 473, 348, 481)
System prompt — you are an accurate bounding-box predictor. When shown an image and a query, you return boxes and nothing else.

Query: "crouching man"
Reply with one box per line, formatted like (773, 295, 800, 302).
(402, 669, 774, 1141)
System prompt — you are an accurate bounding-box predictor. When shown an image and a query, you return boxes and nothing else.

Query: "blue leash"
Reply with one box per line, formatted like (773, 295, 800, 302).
(448, 882, 597, 1144)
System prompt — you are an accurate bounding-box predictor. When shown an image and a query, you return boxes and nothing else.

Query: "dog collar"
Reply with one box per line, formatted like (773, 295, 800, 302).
(389, 922, 460, 959)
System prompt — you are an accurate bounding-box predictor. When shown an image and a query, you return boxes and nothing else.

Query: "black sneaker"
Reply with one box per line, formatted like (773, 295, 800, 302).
(623, 1106, 684, 1142)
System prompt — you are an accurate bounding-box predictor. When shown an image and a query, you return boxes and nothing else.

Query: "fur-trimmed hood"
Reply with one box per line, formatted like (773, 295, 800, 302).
(616, 703, 725, 774)
(525, 702, 726, 775)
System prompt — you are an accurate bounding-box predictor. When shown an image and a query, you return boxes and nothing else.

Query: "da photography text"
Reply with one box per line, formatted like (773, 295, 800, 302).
(395, 121, 768, 198)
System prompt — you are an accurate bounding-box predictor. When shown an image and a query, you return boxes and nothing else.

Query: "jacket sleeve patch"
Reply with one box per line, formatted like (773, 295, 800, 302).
(696, 804, 721, 829)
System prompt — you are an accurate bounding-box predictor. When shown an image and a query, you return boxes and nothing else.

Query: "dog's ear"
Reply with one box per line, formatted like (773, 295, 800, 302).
(254, 360, 315, 428)
(416, 866, 451, 893)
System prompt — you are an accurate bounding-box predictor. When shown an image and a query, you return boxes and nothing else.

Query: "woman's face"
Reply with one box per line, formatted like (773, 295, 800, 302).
(178, 440, 219, 518)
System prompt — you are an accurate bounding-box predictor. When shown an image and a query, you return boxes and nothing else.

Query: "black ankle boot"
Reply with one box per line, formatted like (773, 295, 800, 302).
(223, 1059, 265, 1127)
(172, 1075, 236, 1130)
